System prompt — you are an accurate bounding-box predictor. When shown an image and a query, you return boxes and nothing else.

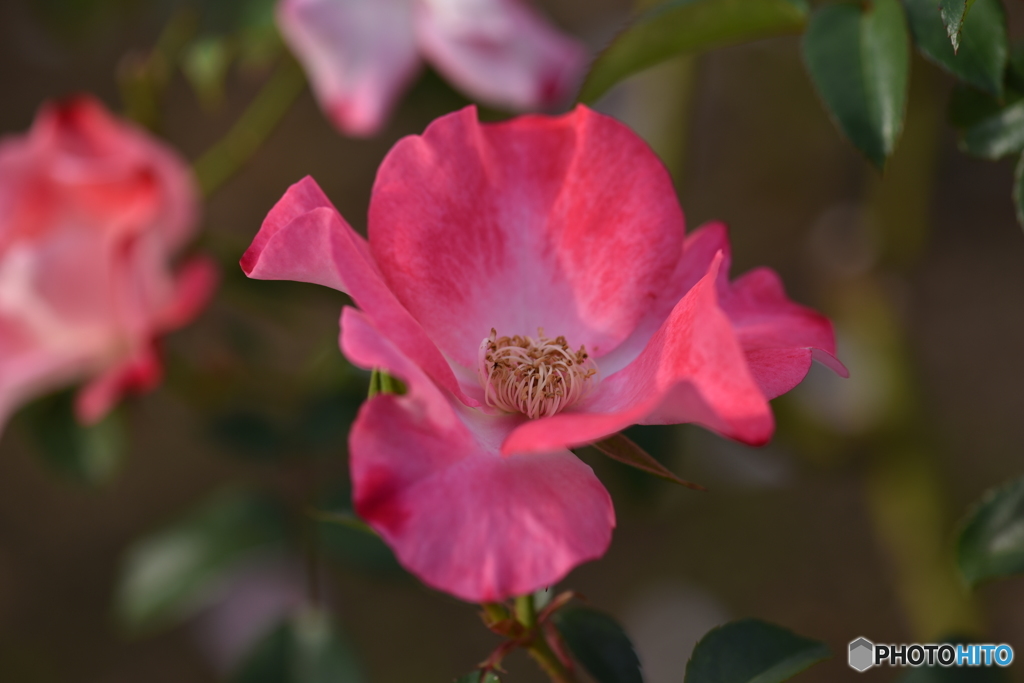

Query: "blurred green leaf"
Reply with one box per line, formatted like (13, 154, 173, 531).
(802, 0, 910, 169)
(939, 0, 977, 53)
(456, 672, 501, 683)
(115, 489, 288, 631)
(232, 609, 366, 683)
(591, 433, 705, 490)
(947, 83, 1019, 129)
(182, 36, 233, 111)
(552, 606, 643, 683)
(959, 99, 1024, 159)
(956, 474, 1024, 586)
(21, 390, 127, 485)
(578, 0, 808, 103)
(684, 619, 830, 683)
(903, 0, 1006, 96)
(1006, 42, 1024, 92)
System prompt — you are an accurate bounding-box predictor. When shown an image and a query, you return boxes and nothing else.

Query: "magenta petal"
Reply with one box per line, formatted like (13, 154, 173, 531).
(723, 267, 847, 398)
(342, 307, 615, 602)
(242, 177, 476, 405)
(369, 105, 684, 368)
(502, 252, 775, 453)
(415, 0, 587, 111)
(277, 0, 421, 136)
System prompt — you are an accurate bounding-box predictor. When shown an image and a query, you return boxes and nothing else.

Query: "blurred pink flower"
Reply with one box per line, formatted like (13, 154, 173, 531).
(0, 96, 216, 430)
(242, 105, 846, 601)
(276, 0, 588, 136)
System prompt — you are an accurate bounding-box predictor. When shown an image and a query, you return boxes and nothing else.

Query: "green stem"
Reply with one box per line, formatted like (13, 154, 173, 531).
(526, 636, 576, 683)
(514, 594, 536, 628)
(368, 369, 382, 398)
(193, 56, 306, 197)
(515, 594, 577, 683)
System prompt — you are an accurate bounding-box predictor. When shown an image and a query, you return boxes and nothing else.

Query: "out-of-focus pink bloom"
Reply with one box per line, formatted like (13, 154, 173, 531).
(242, 106, 847, 602)
(276, 0, 588, 136)
(0, 96, 216, 430)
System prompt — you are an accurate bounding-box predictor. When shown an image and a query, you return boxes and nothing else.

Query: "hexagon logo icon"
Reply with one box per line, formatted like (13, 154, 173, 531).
(849, 637, 874, 672)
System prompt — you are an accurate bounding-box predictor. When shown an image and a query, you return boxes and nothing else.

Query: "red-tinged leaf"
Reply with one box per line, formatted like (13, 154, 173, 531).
(591, 433, 706, 490)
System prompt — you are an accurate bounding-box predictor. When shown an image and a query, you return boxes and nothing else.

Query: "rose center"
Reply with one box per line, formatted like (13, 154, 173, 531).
(478, 328, 597, 419)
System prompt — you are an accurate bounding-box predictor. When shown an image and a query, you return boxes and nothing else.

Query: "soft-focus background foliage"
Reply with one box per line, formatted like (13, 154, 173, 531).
(2, 0, 1024, 681)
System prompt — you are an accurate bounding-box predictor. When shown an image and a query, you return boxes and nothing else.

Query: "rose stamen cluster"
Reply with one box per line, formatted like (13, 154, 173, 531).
(479, 328, 596, 419)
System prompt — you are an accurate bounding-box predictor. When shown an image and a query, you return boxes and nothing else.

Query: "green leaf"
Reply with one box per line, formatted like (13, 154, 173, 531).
(939, 0, 978, 53)
(115, 489, 288, 631)
(802, 0, 911, 169)
(960, 99, 1024, 159)
(579, 0, 808, 103)
(368, 369, 406, 398)
(591, 433, 706, 490)
(20, 389, 128, 485)
(684, 619, 830, 683)
(232, 609, 366, 683)
(552, 606, 643, 683)
(903, 0, 1006, 96)
(956, 474, 1024, 586)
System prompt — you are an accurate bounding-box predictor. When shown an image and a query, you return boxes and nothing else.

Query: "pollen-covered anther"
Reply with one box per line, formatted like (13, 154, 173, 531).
(478, 328, 598, 419)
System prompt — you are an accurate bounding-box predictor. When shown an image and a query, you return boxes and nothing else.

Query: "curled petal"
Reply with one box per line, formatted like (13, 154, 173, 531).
(415, 0, 587, 110)
(342, 307, 615, 602)
(723, 267, 848, 398)
(277, 0, 421, 136)
(503, 252, 774, 453)
(242, 177, 475, 405)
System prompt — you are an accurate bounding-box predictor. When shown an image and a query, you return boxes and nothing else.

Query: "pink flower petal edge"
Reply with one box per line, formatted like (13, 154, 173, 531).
(240, 175, 477, 406)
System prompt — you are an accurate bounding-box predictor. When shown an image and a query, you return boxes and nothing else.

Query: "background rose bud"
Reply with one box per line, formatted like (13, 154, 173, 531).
(0, 96, 217, 431)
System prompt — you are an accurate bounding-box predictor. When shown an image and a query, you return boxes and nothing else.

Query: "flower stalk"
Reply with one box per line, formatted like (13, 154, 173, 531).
(517, 594, 577, 683)
(193, 55, 306, 197)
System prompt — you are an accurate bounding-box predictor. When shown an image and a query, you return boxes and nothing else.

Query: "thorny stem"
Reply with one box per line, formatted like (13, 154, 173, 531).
(193, 55, 306, 197)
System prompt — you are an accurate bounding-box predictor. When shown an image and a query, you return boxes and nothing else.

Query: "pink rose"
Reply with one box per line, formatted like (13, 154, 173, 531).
(277, 0, 588, 136)
(242, 106, 846, 601)
(0, 96, 216, 430)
